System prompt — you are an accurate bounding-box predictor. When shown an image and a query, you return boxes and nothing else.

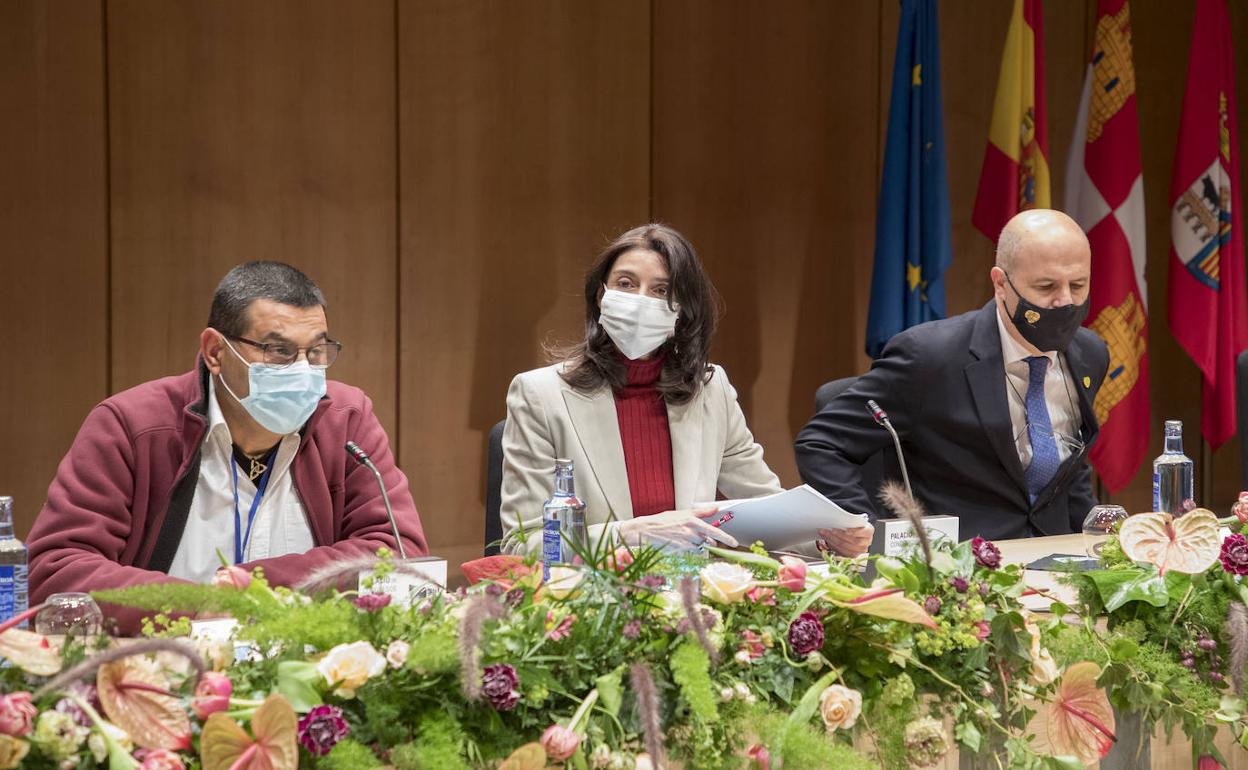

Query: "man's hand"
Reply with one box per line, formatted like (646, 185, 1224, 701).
(616, 506, 739, 550)
(817, 524, 874, 557)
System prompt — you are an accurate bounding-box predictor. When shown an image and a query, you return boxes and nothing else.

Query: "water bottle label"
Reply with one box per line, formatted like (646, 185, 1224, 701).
(0, 565, 26, 623)
(1152, 472, 1160, 511)
(542, 518, 562, 579)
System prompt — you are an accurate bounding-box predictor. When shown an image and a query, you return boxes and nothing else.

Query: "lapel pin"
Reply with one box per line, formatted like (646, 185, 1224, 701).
(1082, 376, 1091, 388)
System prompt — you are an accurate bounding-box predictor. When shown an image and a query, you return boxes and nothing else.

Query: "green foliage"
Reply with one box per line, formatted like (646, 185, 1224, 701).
(48, 536, 1202, 769)
(670, 641, 718, 723)
(244, 600, 364, 651)
(94, 583, 264, 619)
(867, 674, 919, 769)
(745, 704, 875, 770)
(318, 739, 383, 770)
(389, 713, 469, 770)
(404, 626, 458, 675)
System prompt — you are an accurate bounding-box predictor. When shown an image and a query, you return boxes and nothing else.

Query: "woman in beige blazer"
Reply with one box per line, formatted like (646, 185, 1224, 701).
(500, 224, 873, 557)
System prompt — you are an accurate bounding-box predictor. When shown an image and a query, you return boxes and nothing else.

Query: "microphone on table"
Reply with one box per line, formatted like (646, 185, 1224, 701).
(866, 399, 913, 500)
(345, 440, 407, 560)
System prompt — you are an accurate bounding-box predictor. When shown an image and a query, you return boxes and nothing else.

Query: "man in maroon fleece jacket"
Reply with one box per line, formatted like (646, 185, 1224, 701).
(27, 262, 426, 628)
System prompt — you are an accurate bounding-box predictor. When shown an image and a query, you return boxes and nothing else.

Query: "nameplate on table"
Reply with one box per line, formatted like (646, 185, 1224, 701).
(871, 515, 959, 557)
(359, 556, 447, 607)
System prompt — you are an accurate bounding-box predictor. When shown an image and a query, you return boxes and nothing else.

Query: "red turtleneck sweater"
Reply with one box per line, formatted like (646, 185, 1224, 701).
(614, 354, 675, 518)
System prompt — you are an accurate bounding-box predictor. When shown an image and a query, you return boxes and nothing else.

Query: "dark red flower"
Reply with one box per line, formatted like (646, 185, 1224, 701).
(971, 537, 1002, 570)
(352, 592, 392, 612)
(788, 611, 824, 656)
(482, 663, 521, 711)
(1221, 534, 1248, 576)
(296, 705, 350, 756)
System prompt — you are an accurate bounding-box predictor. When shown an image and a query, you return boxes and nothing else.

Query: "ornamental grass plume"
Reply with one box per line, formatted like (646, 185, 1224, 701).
(295, 554, 440, 594)
(877, 479, 932, 572)
(1225, 601, 1248, 695)
(33, 639, 205, 702)
(630, 663, 664, 767)
(678, 576, 719, 663)
(458, 595, 508, 702)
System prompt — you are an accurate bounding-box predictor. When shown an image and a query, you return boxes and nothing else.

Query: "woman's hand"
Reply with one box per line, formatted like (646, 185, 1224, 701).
(616, 506, 739, 550)
(817, 524, 874, 557)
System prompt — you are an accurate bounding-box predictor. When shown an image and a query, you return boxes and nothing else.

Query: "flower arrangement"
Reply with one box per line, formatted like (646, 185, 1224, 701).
(1051, 497, 1248, 768)
(0, 529, 1122, 770)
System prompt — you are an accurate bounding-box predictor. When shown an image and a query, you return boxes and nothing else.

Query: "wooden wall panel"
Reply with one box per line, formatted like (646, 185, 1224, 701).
(652, 0, 883, 488)
(6, 0, 1248, 549)
(106, 0, 398, 433)
(0, 1, 107, 536)
(397, 0, 651, 564)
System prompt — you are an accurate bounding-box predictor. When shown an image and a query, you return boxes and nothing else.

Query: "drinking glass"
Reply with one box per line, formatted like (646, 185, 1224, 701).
(1081, 504, 1129, 559)
(34, 592, 103, 636)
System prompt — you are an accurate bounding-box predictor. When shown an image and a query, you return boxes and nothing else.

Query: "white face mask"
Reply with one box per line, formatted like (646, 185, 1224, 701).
(598, 287, 679, 360)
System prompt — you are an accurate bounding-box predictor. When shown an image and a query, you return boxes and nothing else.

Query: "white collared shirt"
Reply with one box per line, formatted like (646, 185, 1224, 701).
(995, 306, 1083, 470)
(168, 379, 315, 583)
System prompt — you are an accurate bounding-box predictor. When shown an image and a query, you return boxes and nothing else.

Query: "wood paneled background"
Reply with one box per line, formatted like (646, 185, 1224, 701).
(2, 0, 1247, 571)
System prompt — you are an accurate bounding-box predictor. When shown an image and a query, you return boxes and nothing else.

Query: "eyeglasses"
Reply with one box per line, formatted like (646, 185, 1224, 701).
(226, 335, 342, 369)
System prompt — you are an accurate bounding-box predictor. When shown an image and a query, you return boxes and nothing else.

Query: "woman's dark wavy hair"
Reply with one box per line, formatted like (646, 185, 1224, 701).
(556, 223, 721, 404)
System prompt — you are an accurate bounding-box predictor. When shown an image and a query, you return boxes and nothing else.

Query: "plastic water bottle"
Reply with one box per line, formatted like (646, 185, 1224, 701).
(0, 497, 29, 627)
(542, 459, 586, 579)
(1153, 420, 1195, 514)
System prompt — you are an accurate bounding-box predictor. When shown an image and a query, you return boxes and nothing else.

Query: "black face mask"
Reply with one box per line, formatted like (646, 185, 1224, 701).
(1003, 273, 1090, 352)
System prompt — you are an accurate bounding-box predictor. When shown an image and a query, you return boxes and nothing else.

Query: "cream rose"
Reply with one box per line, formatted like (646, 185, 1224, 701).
(819, 684, 862, 732)
(317, 641, 387, 698)
(700, 563, 755, 604)
(386, 640, 410, 669)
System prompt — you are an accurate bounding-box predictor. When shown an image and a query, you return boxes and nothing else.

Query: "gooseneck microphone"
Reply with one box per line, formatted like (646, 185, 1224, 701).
(345, 441, 407, 559)
(866, 400, 913, 500)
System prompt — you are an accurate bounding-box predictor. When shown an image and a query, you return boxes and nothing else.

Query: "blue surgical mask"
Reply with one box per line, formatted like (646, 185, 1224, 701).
(218, 337, 326, 434)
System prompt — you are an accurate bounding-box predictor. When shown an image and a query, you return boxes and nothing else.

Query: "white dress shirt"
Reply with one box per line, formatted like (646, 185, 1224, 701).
(996, 307, 1083, 470)
(168, 379, 315, 583)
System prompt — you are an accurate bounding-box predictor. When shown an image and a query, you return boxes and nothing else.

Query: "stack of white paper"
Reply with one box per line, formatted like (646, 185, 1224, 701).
(696, 485, 870, 551)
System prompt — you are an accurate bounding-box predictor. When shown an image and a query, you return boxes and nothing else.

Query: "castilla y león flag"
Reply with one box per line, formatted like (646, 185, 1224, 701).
(1169, 0, 1248, 449)
(973, 0, 1048, 241)
(1064, 0, 1148, 492)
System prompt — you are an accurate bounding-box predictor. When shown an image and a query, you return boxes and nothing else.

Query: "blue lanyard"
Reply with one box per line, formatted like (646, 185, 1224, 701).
(231, 455, 275, 564)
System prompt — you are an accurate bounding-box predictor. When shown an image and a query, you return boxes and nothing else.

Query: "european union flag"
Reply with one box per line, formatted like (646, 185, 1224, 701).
(865, 0, 953, 358)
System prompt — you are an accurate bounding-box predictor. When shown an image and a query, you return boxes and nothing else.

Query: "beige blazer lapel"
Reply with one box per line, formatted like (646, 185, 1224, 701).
(668, 394, 705, 509)
(562, 386, 633, 519)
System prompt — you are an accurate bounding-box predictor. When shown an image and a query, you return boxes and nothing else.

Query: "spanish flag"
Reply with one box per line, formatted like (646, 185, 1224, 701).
(972, 0, 1048, 241)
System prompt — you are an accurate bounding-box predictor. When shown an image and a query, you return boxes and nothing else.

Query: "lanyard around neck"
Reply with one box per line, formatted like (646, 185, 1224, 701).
(232, 452, 276, 565)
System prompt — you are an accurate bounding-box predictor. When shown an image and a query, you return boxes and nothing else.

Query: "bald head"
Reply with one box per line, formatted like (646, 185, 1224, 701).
(990, 209, 1092, 353)
(995, 209, 1090, 272)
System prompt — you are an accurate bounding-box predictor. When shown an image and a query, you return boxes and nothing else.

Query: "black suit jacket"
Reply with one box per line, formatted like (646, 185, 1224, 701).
(795, 301, 1110, 540)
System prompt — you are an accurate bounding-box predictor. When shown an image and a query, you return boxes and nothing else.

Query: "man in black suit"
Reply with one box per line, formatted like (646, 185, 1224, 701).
(796, 209, 1109, 541)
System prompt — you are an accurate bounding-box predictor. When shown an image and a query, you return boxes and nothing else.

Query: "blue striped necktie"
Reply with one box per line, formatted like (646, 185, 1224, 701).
(1023, 355, 1060, 503)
